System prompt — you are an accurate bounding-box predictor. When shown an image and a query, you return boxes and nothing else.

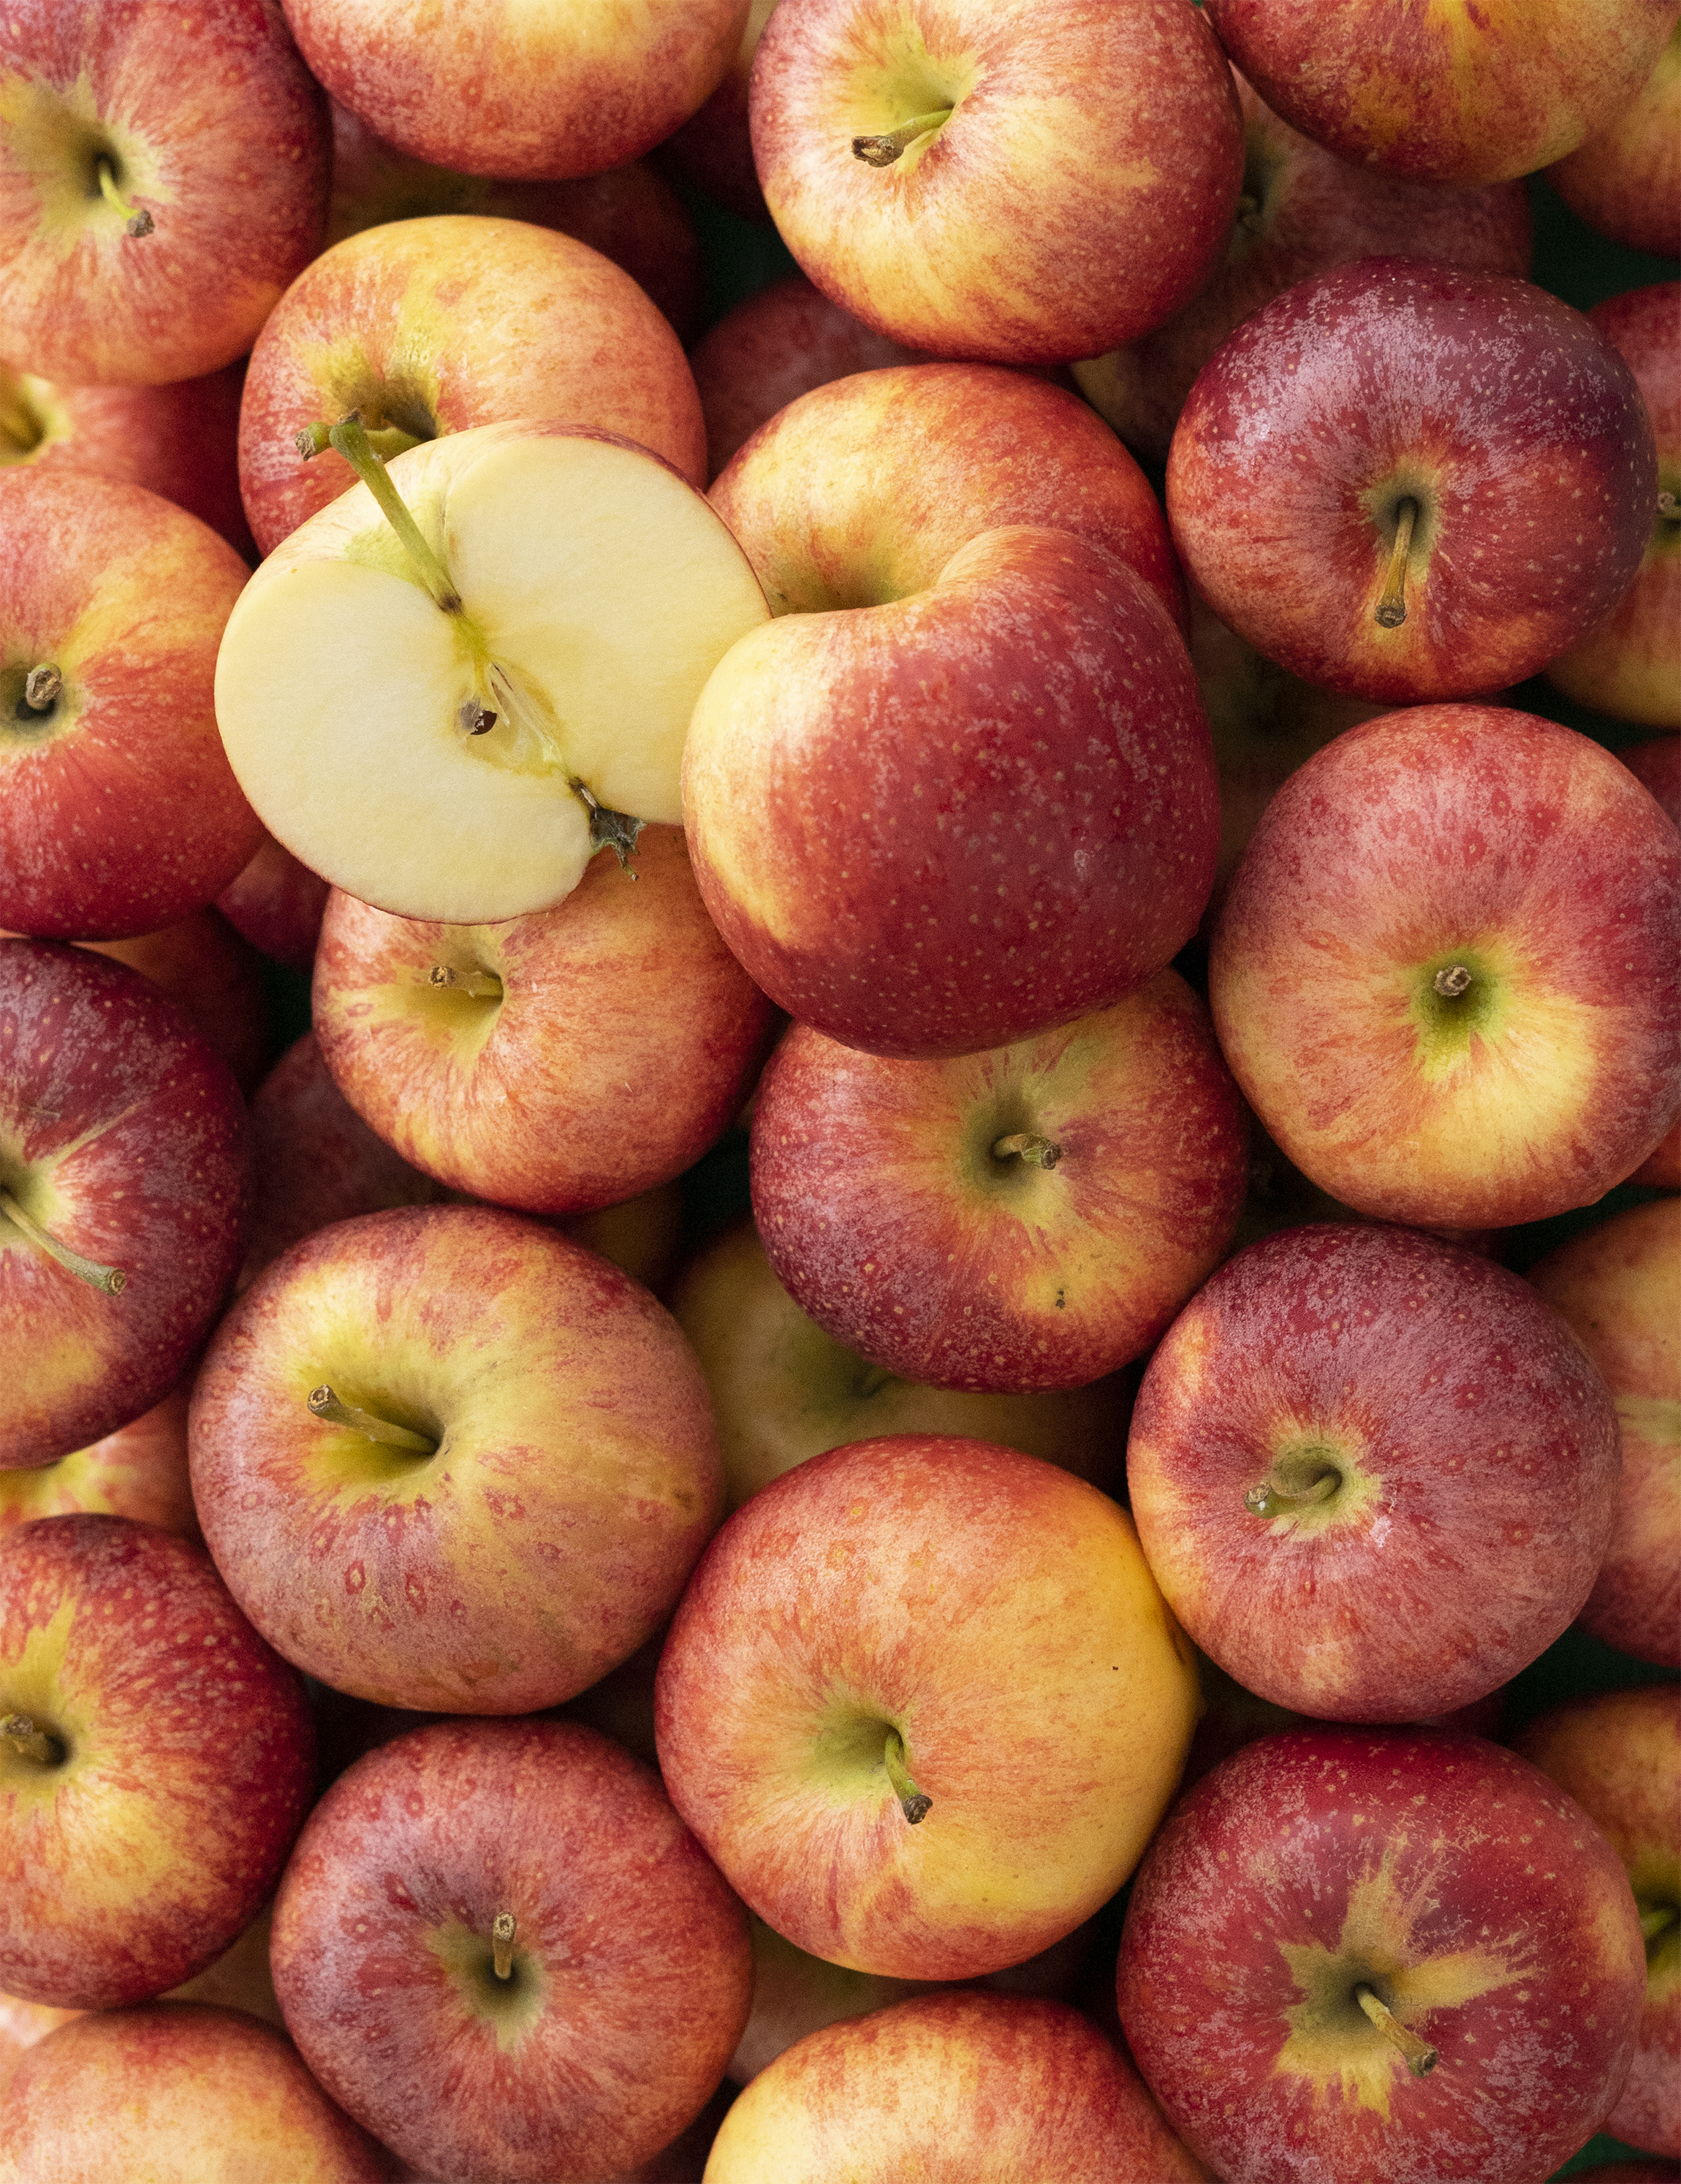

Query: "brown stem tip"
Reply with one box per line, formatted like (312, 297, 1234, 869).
(1374, 498, 1419, 630)
(0, 1187, 126, 1295)
(1354, 1983, 1438, 2078)
(993, 1132, 1062, 1170)
(306, 1385, 437, 1456)
(492, 1911, 516, 1980)
(1433, 964, 1473, 998)
(22, 665, 61, 712)
(851, 109, 954, 165)
(883, 1727, 932, 1825)
(1, 1713, 64, 1767)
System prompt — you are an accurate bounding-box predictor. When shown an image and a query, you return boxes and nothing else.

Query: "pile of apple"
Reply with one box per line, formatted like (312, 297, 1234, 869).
(1, 1, 1678, 2180)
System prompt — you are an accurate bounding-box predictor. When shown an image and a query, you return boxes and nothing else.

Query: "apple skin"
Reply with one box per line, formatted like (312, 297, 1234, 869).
(0, 2001, 390, 2183)
(748, 975, 1247, 1393)
(707, 1990, 1212, 2181)
(685, 524, 1218, 1061)
(1526, 1198, 1680, 1667)
(1545, 283, 1681, 731)
(1168, 259, 1658, 704)
(0, 1386, 194, 1540)
(237, 212, 707, 555)
(0, 1515, 315, 2011)
(1623, 739, 1681, 1189)
(1126, 1223, 1623, 1723)
(1199, 0, 1681, 184)
(1209, 706, 1681, 1230)
(654, 1433, 1200, 1981)
(749, 0, 1243, 364)
(1514, 1685, 1680, 2157)
(0, 471, 264, 942)
(1074, 72, 1532, 466)
(189, 1203, 722, 1713)
(281, 0, 750, 181)
(1117, 1727, 1649, 2184)
(1, 940, 248, 1471)
(270, 1717, 752, 2184)
(1548, 23, 1681, 256)
(311, 827, 775, 1218)
(216, 834, 331, 972)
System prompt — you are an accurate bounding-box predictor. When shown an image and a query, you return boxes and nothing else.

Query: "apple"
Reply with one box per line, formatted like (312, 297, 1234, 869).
(270, 1716, 752, 2184)
(1514, 1684, 1680, 2158)
(1526, 1198, 1680, 1667)
(1127, 1223, 1622, 1722)
(748, 0, 1243, 362)
(189, 1203, 722, 1713)
(1546, 283, 1681, 731)
(1116, 1727, 1650, 2184)
(0, 0, 329, 386)
(0, 1515, 315, 2010)
(1620, 739, 1681, 1188)
(1209, 705, 1681, 1230)
(0, 1387, 194, 1540)
(655, 1432, 1199, 1980)
(238, 212, 710, 555)
(669, 1214, 1137, 1508)
(1073, 72, 1532, 465)
(1198, 0, 1681, 184)
(1, 940, 248, 1471)
(1168, 260, 1658, 704)
(215, 416, 771, 927)
(707, 1990, 1212, 2180)
(1549, 22, 1681, 256)
(748, 973, 1247, 1393)
(658, 0, 777, 221)
(281, 0, 751, 180)
(311, 825, 775, 1217)
(216, 834, 332, 973)
(0, 471, 264, 942)
(0, 2000, 390, 2183)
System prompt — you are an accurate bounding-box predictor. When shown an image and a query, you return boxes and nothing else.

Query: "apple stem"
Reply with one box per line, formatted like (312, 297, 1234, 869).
(883, 1727, 932, 1825)
(306, 1385, 437, 1456)
(1639, 1903, 1678, 1946)
(1374, 498, 1419, 630)
(1354, 1983, 1438, 2079)
(572, 779, 645, 875)
(0, 1187, 126, 1295)
(492, 1911, 517, 1979)
(428, 964, 503, 1000)
(21, 666, 61, 713)
(1, 1713, 64, 1767)
(1433, 964, 1473, 998)
(852, 110, 954, 166)
(1658, 490, 1677, 521)
(324, 412, 464, 617)
(96, 158, 153, 237)
(992, 1132, 1062, 1171)
(1244, 1469, 1338, 1519)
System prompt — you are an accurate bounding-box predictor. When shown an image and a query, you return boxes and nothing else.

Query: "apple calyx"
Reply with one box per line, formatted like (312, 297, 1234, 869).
(882, 1727, 932, 1825)
(1, 1712, 64, 1768)
(992, 1131, 1063, 1171)
(0, 1187, 126, 1295)
(1243, 1465, 1340, 1519)
(492, 1911, 517, 1981)
(95, 157, 153, 238)
(428, 964, 504, 1002)
(1375, 498, 1420, 629)
(1354, 1982, 1438, 2079)
(306, 1384, 438, 1456)
(851, 109, 954, 165)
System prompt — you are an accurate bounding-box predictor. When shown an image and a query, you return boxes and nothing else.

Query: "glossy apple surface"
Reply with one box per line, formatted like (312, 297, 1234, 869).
(1128, 1224, 1621, 1721)
(1209, 706, 1681, 1228)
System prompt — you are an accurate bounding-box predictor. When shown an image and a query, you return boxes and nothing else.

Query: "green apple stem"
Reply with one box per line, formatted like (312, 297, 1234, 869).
(992, 1132, 1062, 1171)
(306, 1385, 437, 1456)
(428, 965, 504, 1002)
(1374, 498, 1419, 630)
(1, 1713, 64, 1767)
(96, 158, 153, 237)
(0, 1187, 126, 1295)
(1639, 1901, 1678, 1947)
(323, 412, 464, 617)
(492, 1911, 517, 1980)
(21, 666, 61, 712)
(1244, 1469, 1338, 1519)
(852, 110, 953, 165)
(1354, 1983, 1438, 2079)
(883, 1727, 932, 1825)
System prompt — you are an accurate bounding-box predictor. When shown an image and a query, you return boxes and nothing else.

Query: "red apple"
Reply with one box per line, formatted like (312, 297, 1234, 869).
(1168, 260, 1658, 703)
(1117, 1727, 1650, 2184)
(1547, 23, 1681, 257)
(216, 834, 332, 973)
(1209, 706, 1681, 1230)
(1621, 740, 1681, 1189)
(270, 1717, 752, 2184)
(0, 1387, 194, 1540)
(0, 1515, 314, 2010)
(0, 0, 329, 386)
(657, 0, 776, 221)
(1127, 1223, 1623, 1721)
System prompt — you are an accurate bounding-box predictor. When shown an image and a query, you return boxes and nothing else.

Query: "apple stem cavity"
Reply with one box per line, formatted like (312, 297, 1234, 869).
(1639, 1902, 1679, 1947)
(492, 1911, 517, 1980)
(1433, 964, 1473, 999)
(0, 374, 43, 456)
(325, 412, 465, 617)
(96, 157, 153, 237)
(0, 1187, 126, 1295)
(1354, 1983, 1438, 2079)
(992, 1131, 1063, 1170)
(1374, 498, 1419, 630)
(852, 110, 954, 165)
(1, 1713, 64, 1768)
(428, 964, 503, 1002)
(1243, 1468, 1339, 1519)
(883, 1727, 932, 1825)
(572, 780, 646, 874)
(21, 666, 61, 713)
(306, 1385, 438, 1456)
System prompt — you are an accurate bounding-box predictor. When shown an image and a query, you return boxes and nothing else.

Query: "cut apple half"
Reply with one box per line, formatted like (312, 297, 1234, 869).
(215, 419, 770, 924)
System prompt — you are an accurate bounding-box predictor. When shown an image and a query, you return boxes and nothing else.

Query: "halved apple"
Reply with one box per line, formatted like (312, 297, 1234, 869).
(214, 418, 769, 924)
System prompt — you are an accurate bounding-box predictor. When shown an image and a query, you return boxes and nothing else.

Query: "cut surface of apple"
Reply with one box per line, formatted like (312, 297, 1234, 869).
(215, 419, 769, 924)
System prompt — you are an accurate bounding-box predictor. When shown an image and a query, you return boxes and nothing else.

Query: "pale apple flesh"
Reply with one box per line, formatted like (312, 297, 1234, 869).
(215, 421, 770, 925)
